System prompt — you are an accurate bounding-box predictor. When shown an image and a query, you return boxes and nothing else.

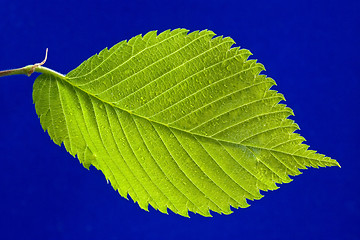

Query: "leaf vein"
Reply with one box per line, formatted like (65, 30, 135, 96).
(151, 122, 212, 215)
(169, 128, 224, 211)
(150, 63, 261, 120)
(55, 80, 73, 153)
(114, 36, 232, 104)
(131, 115, 179, 213)
(76, 30, 187, 85)
(210, 110, 292, 137)
(103, 104, 142, 200)
(188, 94, 280, 132)
(195, 136, 253, 204)
(88, 97, 124, 193)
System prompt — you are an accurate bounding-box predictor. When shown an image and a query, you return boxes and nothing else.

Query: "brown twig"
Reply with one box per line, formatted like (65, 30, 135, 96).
(0, 48, 49, 77)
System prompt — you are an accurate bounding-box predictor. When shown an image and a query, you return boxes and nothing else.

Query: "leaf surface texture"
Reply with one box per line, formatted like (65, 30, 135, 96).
(33, 29, 339, 217)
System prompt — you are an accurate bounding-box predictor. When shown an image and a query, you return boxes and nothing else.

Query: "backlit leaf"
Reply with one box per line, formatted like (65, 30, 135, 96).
(32, 29, 339, 217)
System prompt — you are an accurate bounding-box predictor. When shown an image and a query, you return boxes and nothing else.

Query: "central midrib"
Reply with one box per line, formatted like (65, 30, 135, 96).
(51, 71, 333, 165)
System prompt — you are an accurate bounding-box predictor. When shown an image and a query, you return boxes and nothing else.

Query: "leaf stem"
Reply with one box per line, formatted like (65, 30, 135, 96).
(35, 66, 66, 79)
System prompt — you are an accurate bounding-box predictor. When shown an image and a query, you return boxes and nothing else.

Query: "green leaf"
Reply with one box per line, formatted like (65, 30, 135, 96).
(32, 29, 339, 217)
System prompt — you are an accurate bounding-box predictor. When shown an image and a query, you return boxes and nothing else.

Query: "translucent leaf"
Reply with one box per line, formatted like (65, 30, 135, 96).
(32, 29, 339, 217)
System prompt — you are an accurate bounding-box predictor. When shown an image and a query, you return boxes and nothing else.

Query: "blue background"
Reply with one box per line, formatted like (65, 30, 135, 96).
(0, 0, 359, 239)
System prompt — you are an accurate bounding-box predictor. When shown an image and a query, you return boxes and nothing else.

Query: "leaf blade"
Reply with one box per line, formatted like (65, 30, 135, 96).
(33, 29, 339, 217)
